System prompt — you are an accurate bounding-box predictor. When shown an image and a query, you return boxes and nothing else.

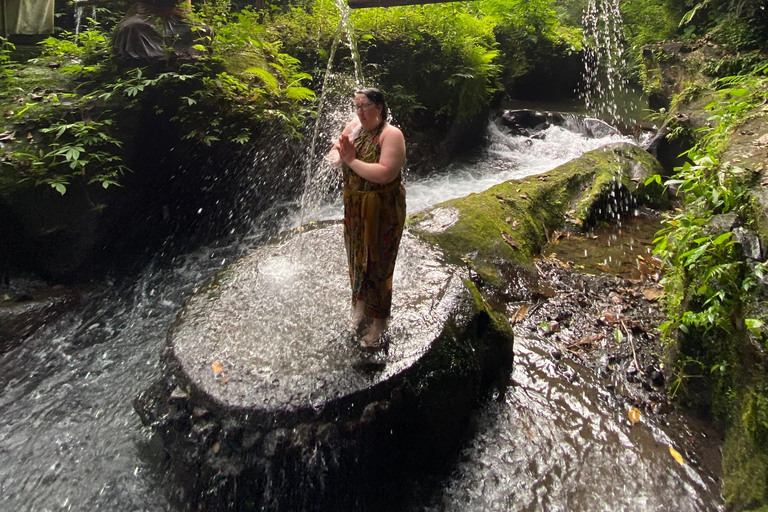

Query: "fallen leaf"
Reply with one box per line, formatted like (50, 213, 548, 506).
(220, 375, 229, 385)
(628, 407, 641, 424)
(212, 361, 223, 374)
(520, 194, 529, 199)
(669, 446, 685, 465)
(502, 231, 519, 249)
(567, 333, 602, 348)
(642, 287, 664, 301)
(599, 311, 620, 323)
(0, 131, 15, 141)
(510, 305, 530, 325)
(212, 442, 220, 454)
(505, 217, 512, 223)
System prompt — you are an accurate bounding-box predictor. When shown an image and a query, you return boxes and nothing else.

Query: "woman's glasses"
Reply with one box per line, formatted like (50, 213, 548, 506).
(354, 102, 376, 111)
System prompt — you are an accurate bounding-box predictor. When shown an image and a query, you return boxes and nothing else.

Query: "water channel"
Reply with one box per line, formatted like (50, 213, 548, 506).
(0, 116, 723, 511)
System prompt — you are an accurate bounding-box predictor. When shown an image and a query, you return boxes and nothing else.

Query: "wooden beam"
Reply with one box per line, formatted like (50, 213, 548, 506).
(348, 0, 473, 8)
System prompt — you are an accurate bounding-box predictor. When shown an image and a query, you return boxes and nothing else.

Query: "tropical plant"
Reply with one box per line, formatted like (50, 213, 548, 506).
(2, 4, 316, 196)
(646, 62, 768, 403)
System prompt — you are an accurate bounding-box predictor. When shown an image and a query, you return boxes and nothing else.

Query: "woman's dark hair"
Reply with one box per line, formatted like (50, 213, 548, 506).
(356, 87, 387, 123)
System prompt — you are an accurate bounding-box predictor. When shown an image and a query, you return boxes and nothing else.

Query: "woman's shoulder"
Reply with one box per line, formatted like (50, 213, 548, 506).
(380, 123, 404, 142)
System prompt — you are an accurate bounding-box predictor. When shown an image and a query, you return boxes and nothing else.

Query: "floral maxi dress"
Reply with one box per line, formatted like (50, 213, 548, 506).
(342, 124, 406, 319)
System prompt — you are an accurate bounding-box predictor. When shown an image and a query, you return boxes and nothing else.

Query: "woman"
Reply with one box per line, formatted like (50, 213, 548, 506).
(329, 88, 407, 349)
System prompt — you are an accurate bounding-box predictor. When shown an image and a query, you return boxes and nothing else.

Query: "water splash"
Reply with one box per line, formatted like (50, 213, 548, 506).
(296, 0, 365, 232)
(73, 1, 97, 38)
(74, 0, 83, 37)
(579, 0, 633, 124)
(335, 0, 365, 87)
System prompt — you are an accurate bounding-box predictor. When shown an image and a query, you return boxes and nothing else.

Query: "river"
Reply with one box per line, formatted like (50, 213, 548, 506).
(0, 116, 723, 511)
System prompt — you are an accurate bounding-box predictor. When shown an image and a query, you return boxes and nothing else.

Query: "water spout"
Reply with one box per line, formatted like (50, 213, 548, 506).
(579, 0, 633, 124)
(298, 0, 365, 230)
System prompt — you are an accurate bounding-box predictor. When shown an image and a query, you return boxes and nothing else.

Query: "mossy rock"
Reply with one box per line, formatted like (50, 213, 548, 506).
(409, 142, 666, 288)
(723, 391, 768, 511)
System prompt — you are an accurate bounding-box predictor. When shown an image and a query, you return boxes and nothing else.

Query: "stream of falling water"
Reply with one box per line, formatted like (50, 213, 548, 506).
(580, 0, 635, 124)
(0, 118, 723, 511)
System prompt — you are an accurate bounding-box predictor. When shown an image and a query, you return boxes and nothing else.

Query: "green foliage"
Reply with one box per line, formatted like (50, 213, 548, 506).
(35, 26, 110, 77)
(0, 37, 18, 92)
(647, 63, 768, 402)
(620, 0, 685, 47)
(351, 3, 502, 126)
(679, 0, 768, 51)
(12, 117, 128, 195)
(270, 0, 570, 133)
(1, 5, 315, 197)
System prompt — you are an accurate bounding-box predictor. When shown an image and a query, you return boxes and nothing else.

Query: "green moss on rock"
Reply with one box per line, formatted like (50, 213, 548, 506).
(410, 142, 665, 286)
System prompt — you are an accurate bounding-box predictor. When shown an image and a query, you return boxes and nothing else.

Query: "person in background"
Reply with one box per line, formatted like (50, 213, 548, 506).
(328, 88, 406, 350)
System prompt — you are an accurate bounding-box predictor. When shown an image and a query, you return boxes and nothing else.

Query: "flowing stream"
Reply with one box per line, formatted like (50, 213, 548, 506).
(0, 118, 723, 511)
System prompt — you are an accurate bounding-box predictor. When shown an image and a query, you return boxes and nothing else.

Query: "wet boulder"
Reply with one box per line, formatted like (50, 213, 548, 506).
(0, 282, 83, 352)
(499, 109, 565, 135)
(409, 142, 667, 293)
(135, 222, 513, 511)
(113, 2, 212, 60)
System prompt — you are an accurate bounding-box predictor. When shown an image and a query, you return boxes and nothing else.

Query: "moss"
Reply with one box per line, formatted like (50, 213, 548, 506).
(411, 143, 665, 286)
(724, 392, 768, 510)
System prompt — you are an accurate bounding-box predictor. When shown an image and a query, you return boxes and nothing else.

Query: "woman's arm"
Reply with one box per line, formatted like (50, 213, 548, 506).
(338, 125, 406, 184)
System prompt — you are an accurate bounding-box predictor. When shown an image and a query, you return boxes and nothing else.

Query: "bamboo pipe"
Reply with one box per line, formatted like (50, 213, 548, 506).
(348, 0, 473, 8)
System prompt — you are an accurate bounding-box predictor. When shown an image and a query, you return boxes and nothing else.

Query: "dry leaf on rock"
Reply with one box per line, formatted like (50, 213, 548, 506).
(628, 407, 641, 424)
(510, 305, 530, 325)
(502, 231, 519, 249)
(669, 446, 685, 465)
(642, 287, 664, 301)
(212, 361, 223, 374)
(566, 333, 602, 350)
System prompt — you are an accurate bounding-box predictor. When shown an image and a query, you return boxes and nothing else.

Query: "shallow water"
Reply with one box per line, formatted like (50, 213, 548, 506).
(544, 215, 664, 280)
(408, 333, 722, 511)
(0, 118, 722, 511)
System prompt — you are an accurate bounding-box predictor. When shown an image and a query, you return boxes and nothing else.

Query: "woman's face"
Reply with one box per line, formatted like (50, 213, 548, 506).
(354, 93, 382, 131)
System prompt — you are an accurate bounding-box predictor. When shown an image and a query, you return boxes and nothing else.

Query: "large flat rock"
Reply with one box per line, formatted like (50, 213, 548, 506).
(170, 222, 463, 417)
(136, 221, 514, 511)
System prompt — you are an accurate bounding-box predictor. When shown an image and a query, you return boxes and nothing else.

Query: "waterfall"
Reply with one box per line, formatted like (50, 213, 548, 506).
(73, 1, 98, 38)
(579, 0, 632, 123)
(297, 0, 365, 229)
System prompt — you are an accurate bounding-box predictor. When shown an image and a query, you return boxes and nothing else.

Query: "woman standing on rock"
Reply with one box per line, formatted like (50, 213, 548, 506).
(328, 88, 407, 349)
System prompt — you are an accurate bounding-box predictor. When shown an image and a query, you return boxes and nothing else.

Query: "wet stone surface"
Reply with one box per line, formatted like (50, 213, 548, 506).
(138, 221, 514, 510)
(170, 222, 462, 416)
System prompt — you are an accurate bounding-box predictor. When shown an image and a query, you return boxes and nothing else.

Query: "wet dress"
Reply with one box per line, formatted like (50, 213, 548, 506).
(342, 123, 406, 319)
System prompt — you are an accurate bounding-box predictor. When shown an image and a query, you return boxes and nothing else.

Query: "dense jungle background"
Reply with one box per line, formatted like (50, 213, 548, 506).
(1, 0, 768, 509)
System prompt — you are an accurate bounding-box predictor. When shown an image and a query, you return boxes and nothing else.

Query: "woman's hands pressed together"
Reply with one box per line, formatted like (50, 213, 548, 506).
(337, 133, 356, 166)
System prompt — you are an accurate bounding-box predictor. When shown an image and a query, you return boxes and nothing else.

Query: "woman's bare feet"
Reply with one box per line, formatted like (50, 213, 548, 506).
(350, 300, 365, 330)
(360, 318, 387, 348)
